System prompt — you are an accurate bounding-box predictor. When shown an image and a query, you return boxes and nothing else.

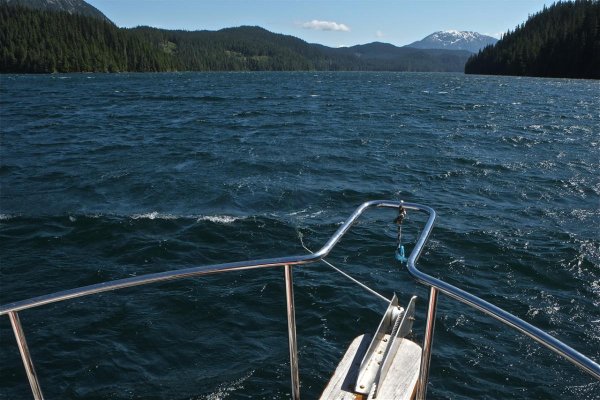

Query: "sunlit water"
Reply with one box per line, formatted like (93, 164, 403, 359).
(1, 72, 598, 399)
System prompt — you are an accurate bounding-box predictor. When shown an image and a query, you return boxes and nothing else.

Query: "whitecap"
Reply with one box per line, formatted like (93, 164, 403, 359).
(130, 212, 241, 222)
(308, 210, 324, 218)
(528, 124, 543, 131)
(197, 215, 240, 224)
(203, 370, 254, 400)
(131, 212, 178, 220)
(286, 209, 325, 221)
(287, 209, 307, 216)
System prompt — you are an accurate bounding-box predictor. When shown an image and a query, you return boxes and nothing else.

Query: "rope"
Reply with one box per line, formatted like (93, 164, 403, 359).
(394, 202, 408, 263)
(298, 231, 390, 303)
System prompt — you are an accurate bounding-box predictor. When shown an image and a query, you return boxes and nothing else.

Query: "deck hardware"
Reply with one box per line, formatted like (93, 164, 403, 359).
(355, 294, 417, 397)
(375, 296, 417, 397)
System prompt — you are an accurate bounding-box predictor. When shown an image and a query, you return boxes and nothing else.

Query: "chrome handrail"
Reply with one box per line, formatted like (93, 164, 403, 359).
(402, 205, 600, 399)
(2, 200, 599, 400)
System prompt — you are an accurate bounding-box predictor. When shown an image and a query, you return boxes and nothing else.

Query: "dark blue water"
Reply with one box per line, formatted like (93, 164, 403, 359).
(1, 72, 598, 399)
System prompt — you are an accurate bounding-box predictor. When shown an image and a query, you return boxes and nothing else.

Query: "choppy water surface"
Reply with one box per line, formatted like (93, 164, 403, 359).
(1, 72, 598, 399)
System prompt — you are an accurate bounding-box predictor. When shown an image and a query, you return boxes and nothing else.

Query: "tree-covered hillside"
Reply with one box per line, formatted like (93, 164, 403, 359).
(0, 5, 175, 72)
(128, 26, 325, 71)
(0, 4, 471, 73)
(1, 0, 111, 22)
(465, 0, 600, 79)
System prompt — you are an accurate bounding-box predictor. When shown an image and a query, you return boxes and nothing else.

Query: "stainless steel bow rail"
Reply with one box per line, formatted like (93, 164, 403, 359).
(1, 200, 599, 400)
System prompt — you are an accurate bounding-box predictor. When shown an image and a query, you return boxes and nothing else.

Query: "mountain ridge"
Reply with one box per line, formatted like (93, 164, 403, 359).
(0, 4, 472, 73)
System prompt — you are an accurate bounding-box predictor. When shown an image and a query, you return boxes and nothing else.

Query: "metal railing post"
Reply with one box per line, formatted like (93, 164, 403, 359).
(416, 286, 438, 400)
(284, 264, 300, 399)
(8, 311, 44, 400)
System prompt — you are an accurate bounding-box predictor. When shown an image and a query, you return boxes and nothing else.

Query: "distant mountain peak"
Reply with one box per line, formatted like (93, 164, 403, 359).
(406, 30, 497, 53)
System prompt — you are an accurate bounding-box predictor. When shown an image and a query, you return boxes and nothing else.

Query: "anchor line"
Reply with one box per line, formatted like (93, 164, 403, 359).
(298, 231, 390, 303)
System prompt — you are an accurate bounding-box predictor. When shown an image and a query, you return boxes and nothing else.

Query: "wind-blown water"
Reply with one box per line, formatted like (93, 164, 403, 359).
(1, 72, 598, 399)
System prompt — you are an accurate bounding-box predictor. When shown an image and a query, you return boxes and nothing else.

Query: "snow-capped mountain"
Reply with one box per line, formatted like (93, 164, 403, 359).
(406, 30, 498, 53)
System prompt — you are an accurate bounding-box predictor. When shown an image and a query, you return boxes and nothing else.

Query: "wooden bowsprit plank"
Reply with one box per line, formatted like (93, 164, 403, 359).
(320, 334, 422, 400)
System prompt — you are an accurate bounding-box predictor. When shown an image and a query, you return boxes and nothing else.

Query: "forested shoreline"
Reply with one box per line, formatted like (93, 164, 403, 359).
(0, 4, 469, 73)
(465, 1, 599, 79)
(4, 1, 597, 77)
(1, 5, 175, 72)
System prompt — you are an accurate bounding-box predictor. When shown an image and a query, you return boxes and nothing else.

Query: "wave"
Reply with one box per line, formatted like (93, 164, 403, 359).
(285, 209, 325, 220)
(131, 212, 180, 220)
(0, 212, 248, 225)
(202, 370, 254, 400)
(130, 212, 245, 224)
(196, 215, 241, 224)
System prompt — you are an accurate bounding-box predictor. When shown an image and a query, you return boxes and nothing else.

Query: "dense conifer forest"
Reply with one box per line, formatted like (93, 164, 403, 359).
(465, 0, 600, 79)
(0, 5, 175, 72)
(0, 4, 470, 73)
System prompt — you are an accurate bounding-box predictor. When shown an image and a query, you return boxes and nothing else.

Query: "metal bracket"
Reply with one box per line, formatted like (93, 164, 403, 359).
(355, 294, 417, 397)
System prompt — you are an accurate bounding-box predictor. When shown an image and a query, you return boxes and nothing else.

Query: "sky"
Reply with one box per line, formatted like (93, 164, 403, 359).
(85, 0, 558, 47)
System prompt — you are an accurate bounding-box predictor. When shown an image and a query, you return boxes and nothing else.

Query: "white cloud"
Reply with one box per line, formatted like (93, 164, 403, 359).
(301, 20, 350, 32)
(376, 30, 385, 38)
